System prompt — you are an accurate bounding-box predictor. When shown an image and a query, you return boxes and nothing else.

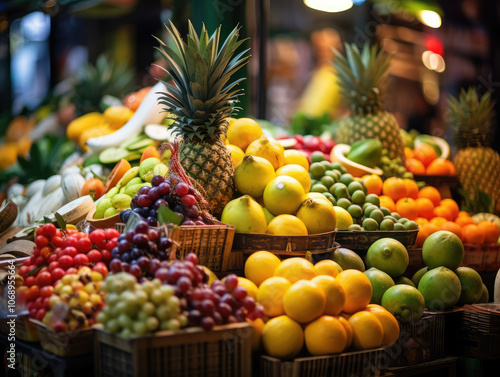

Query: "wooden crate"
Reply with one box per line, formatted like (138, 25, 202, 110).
(94, 323, 252, 377)
(482, 244, 499, 271)
(462, 244, 484, 271)
(259, 348, 386, 377)
(33, 320, 93, 357)
(454, 332, 500, 360)
(335, 229, 418, 251)
(0, 316, 39, 342)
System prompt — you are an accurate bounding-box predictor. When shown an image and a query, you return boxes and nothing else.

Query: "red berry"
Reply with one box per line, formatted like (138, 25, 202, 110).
(29, 308, 37, 318)
(51, 268, 65, 282)
(34, 297, 43, 309)
(101, 249, 112, 263)
(58, 255, 74, 270)
(18, 266, 30, 276)
(33, 248, 40, 258)
(89, 229, 106, 245)
(35, 256, 45, 266)
(48, 253, 58, 263)
(35, 235, 49, 248)
(43, 297, 51, 309)
(54, 229, 62, 238)
(24, 276, 36, 287)
(36, 308, 46, 321)
(105, 229, 120, 240)
(62, 246, 78, 258)
(40, 286, 54, 298)
(36, 271, 52, 287)
(66, 267, 78, 275)
(87, 249, 102, 263)
(51, 236, 64, 247)
(76, 238, 92, 253)
(106, 239, 118, 251)
(63, 236, 79, 249)
(74, 253, 90, 266)
(96, 240, 108, 250)
(40, 246, 53, 259)
(35, 227, 43, 237)
(93, 262, 108, 277)
(48, 261, 59, 272)
(41, 223, 56, 237)
(39, 267, 49, 274)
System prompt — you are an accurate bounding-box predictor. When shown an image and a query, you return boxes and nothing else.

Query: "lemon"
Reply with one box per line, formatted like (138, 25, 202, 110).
(246, 136, 286, 170)
(296, 198, 337, 234)
(221, 195, 267, 233)
(305, 316, 347, 355)
(311, 275, 345, 316)
(276, 164, 311, 192)
(153, 163, 168, 177)
(234, 155, 275, 198)
(315, 260, 342, 277)
(227, 118, 263, 151)
(111, 194, 132, 209)
(202, 266, 219, 285)
(267, 215, 308, 236)
(245, 251, 281, 286)
(263, 176, 306, 215)
(332, 206, 354, 230)
(257, 276, 291, 317)
(237, 277, 258, 299)
(283, 280, 326, 323)
(284, 150, 309, 171)
(305, 192, 333, 207)
(262, 315, 304, 359)
(263, 207, 276, 224)
(103, 106, 134, 129)
(226, 144, 245, 167)
(274, 257, 316, 283)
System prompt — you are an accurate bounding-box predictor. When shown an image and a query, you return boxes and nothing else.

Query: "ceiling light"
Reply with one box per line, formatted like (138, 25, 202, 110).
(304, 0, 353, 13)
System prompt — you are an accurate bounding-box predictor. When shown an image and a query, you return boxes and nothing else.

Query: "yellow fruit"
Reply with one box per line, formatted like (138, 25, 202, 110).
(284, 149, 309, 171)
(237, 277, 258, 300)
(314, 260, 342, 278)
(276, 164, 311, 192)
(257, 277, 292, 317)
(0, 142, 18, 170)
(245, 251, 281, 286)
(348, 311, 384, 350)
(283, 280, 326, 323)
(262, 315, 304, 359)
(202, 266, 219, 285)
(246, 136, 286, 170)
(247, 317, 265, 351)
(365, 304, 400, 346)
(311, 275, 345, 316)
(263, 208, 276, 224)
(66, 112, 105, 141)
(334, 315, 353, 350)
(234, 155, 276, 198)
(296, 199, 337, 234)
(79, 124, 114, 151)
(332, 206, 354, 230)
(103, 106, 134, 129)
(306, 192, 333, 207)
(304, 315, 347, 355)
(226, 144, 245, 167)
(221, 195, 267, 234)
(340, 312, 353, 320)
(264, 176, 306, 216)
(274, 257, 317, 283)
(227, 118, 263, 151)
(336, 270, 372, 313)
(266, 215, 308, 236)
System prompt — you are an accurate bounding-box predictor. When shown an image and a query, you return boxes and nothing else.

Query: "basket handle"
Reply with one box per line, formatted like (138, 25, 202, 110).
(285, 241, 292, 253)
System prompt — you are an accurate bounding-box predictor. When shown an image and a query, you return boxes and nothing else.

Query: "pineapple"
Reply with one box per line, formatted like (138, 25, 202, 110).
(156, 21, 249, 216)
(446, 88, 500, 212)
(333, 43, 404, 160)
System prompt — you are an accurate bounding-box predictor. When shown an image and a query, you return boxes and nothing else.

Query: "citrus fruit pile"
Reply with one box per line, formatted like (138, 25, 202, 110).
(405, 144, 456, 176)
(244, 251, 400, 359)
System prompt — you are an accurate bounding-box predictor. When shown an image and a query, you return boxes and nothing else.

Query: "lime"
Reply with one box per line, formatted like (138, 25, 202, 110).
(366, 238, 409, 277)
(391, 212, 401, 220)
(397, 218, 409, 224)
(320, 176, 335, 189)
(422, 231, 464, 270)
(310, 151, 326, 163)
(311, 184, 328, 193)
(339, 173, 354, 186)
(331, 247, 365, 271)
(362, 218, 379, 231)
(334, 185, 350, 199)
(383, 216, 397, 223)
(411, 267, 428, 287)
(418, 267, 461, 310)
(359, 181, 368, 194)
(363, 205, 378, 216)
(379, 219, 395, 230)
(309, 162, 326, 179)
(365, 194, 380, 207)
(370, 209, 384, 224)
(404, 221, 418, 230)
(323, 192, 335, 201)
(330, 162, 345, 173)
(329, 182, 344, 195)
(394, 276, 416, 288)
(348, 224, 363, 231)
(394, 223, 405, 231)
(364, 267, 395, 305)
(324, 170, 339, 180)
(382, 285, 425, 323)
(320, 160, 334, 170)
(311, 179, 318, 186)
(351, 191, 366, 205)
(380, 207, 391, 216)
(348, 204, 363, 219)
(348, 181, 364, 195)
(337, 198, 352, 210)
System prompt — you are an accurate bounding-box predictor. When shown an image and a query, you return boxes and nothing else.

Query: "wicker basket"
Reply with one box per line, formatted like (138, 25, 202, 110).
(94, 323, 252, 377)
(335, 229, 418, 251)
(0, 316, 39, 342)
(259, 348, 386, 377)
(32, 320, 94, 357)
(462, 243, 484, 271)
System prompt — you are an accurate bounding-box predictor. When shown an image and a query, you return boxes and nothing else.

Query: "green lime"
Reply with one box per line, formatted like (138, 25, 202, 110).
(397, 217, 409, 224)
(365, 194, 380, 207)
(363, 218, 379, 231)
(310, 151, 326, 163)
(348, 204, 363, 218)
(347, 181, 364, 195)
(348, 224, 363, 231)
(380, 219, 395, 230)
(320, 176, 335, 189)
(380, 206, 391, 216)
(337, 198, 352, 210)
(364, 205, 379, 217)
(370, 209, 384, 224)
(391, 212, 401, 220)
(359, 181, 368, 194)
(324, 170, 339, 180)
(339, 173, 354, 186)
(320, 160, 334, 170)
(404, 220, 418, 230)
(329, 182, 343, 195)
(311, 179, 318, 186)
(309, 162, 326, 179)
(323, 192, 335, 201)
(351, 190, 366, 205)
(394, 223, 406, 231)
(311, 184, 328, 193)
(384, 215, 397, 223)
(334, 185, 350, 199)
(330, 162, 345, 173)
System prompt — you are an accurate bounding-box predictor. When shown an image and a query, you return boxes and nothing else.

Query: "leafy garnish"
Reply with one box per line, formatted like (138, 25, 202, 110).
(55, 212, 66, 230)
(158, 205, 182, 226)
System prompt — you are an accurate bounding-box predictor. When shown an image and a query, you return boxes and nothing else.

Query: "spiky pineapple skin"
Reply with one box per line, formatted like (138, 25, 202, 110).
(337, 111, 404, 159)
(454, 147, 500, 212)
(180, 138, 234, 216)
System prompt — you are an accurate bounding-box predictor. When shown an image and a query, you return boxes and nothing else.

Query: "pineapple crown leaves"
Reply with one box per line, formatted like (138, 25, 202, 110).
(446, 87, 496, 149)
(155, 21, 250, 143)
(332, 43, 393, 115)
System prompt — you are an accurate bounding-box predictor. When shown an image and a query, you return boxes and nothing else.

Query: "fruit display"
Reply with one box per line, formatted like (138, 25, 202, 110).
(404, 134, 455, 177)
(276, 134, 335, 163)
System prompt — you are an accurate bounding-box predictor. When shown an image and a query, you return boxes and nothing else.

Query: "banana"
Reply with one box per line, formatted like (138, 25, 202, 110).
(116, 167, 139, 188)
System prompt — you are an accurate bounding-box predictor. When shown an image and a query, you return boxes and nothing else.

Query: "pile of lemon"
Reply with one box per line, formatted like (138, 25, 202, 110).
(221, 118, 337, 235)
(244, 251, 400, 358)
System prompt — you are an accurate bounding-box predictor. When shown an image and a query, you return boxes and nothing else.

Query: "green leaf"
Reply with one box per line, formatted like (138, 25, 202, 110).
(54, 212, 66, 230)
(43, 216, 52, 224)
(125, 212, 145, 233)
(158, 205, 182, 226)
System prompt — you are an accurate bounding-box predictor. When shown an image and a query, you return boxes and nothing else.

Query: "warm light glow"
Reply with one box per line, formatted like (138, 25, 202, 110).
(417, 10, 442, 28)
(422, 50, 445, 73)
(304, 0, 353, 13)
(422, 74, 440, 105)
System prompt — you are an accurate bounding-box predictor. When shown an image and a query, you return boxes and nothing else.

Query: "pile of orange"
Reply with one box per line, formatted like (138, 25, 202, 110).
(404, 145, 456, 176)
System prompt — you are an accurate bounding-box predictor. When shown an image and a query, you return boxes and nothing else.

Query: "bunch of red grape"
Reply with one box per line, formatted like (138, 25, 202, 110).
(121, 175, 207, 226)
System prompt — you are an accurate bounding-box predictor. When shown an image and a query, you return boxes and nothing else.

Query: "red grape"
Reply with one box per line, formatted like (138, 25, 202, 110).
(185, 253, 199, 265)
(218, 302, 232, 317)
(177, 276, 193, 293)
(181, 195, 196, 207)
(155, 267, 169, 281)
(151, 175, 165, 187)
(138, 186, 151, 195)
(175, 182, 189, 196)
(232, 286, 247, 300)
(200, 299, 215, 316)
(201, 317, 214, 331)
(224, 274, 239, 291)
(158, 182, 170, 196)
(110, 259, 122, 273)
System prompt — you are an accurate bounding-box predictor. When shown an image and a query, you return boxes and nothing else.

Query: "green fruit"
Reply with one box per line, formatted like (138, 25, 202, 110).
(311, 179, 318, 186)
(309, 162, 326, 179)
(320, 161, 334, 170)
(394, 223, 406, 231)
(382, 285, 425, 323)
(339, 173, 354, 186)
(394, 276, 416, 288)
(329, 182, 343, 195)
(331, 248, 365, 272)
(366, 238, 409, 278)
(404, 221, 418, 230)
(311, 184, 328, 193)
(347, 204, 362, 218)
(105, 187, 119, 199)
(380, 207, 391, 216)
(346, 139, 383, 168)
(351, 191, 366, 205)
(125, 184, 146, 197)
(324, 170, 338, 180)
(95, 198, 113, 219)
(330, 162, 345, 173)
(348, 224, 363, 231)
(422, 231, 464, 270)
(362, 218, 379, 231)
(337, 198, 352, 210)
(476, 284, 489, 303)
(334, 185, 350, 199)
(263, 207, 276, 224)
(455, 267, 483, 305)
(153, 163, 168, 177)
(379, 219, 394, 230)
(104, 207, 120, 218)
(363, 205, 378, 217)
(310, 151, 326, 163)
(365, 194, 380, 207)
(139, 157, 161, 182)
(398, 217, 409, 224)
(384, 215, 397, 222)
(111, 194, 132, 209)
(391, 212, 401, 220)
(411, 267, 428, 287)
(418, 267, 461, 311)
(370, 209, 384, 224)
(320, 176, 335, 189)
(364, 267, 395, 305)
(348, 181, 364, 195)
(125, 177, 143, 189)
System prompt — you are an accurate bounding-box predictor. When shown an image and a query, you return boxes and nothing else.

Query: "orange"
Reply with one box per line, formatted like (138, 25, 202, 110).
(103, 159, 132, 193)
(405, 158, 426, 175)
(335, 270, 372, 313)
(458, 211, 471, 218)
(334, 315, 353, 350)
(430, 217, 448, 227)
(396, 198, 418, 220)
(363, 174, 383, 195)
(426, 158, 451, 175)
(311, 275, 345, 316)
(404, 147, 414, 160)
(440, 199, 459, 220)
(418, 186, 441, 207)
(314, 260, 341, 278)
(415, 197, 435, 220)
(456, 216, 475, 227)
(245, 251, 281, 286)
(283, 280, 326, 323)
(379, 195, 396, 212)
(140, 146, 160, 164)
(348, 311, 384, 350)
(415, 217, 429, 226)
(274, 257, 317, 283)
(433, 206, 453, 221)
(404, 179, 419, 199)
(477, 221, 500, 243)
(247, 318, 265, 351)
(441, 221, 463, 241)
(462, 224, 486, 244)
(304, 316, 347, 355)
(416, 223, 440, 247)
(262, 315, 304, 358)
(257, 277, 292, 317)
(446, 160, 456, 175)
(237, 277, 258, 300)
(365, 304, 400, 346)
(382, 177, 407, 202)
(413, 144, 437, 167)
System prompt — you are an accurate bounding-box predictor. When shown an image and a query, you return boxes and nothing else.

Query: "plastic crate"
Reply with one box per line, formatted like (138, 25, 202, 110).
(33, 320, 93, 357)
(94, 323, 252, 377)
(259, 348, 386, 377)
(335, 229, 418, 251)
